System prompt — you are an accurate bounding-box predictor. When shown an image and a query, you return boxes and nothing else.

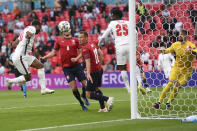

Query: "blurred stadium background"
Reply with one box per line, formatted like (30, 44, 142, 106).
(0, 0, 197, 76)
(0, 0, 197, 130)
(1, 0, 197, 89)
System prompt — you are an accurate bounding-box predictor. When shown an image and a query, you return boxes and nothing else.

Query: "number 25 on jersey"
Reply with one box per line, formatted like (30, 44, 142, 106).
(116, 24, 128, 36)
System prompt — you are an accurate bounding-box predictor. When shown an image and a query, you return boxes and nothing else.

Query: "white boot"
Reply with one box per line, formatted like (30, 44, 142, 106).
(107, 97, 114, 111)
(6, 78, 12, 90)
(146, 87, 152, 93)
(41, 88, 55, 95)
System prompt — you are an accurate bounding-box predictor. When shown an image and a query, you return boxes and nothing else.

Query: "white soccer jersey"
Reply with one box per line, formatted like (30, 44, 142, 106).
(13, 26, 36, 58)
(158, 53, 175, 78)
(158, 53, 175, 69)
(99, 20, 129, 48)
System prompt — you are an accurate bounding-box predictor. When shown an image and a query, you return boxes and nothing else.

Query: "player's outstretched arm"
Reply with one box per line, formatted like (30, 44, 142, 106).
(159, 45, 175, 54)
(98, 25, 111, 47)
(85, 58, 93, 83)
(158, 47, 166, 54)
(71, 49, 82, 62)
(40, 49, 57, 60)
(97, 48, 103, 63)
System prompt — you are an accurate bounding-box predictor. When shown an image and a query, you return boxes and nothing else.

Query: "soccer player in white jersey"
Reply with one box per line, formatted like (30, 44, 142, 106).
(98, 9, 130, 92)
(158, 46, 175, 86)
(6, 20, 54, 95)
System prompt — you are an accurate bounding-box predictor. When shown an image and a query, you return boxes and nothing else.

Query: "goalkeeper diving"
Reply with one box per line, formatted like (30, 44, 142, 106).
(153, 30, 197, 109)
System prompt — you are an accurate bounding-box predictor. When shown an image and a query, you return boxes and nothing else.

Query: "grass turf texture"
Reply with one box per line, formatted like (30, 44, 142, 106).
(0, 88, 196, 131)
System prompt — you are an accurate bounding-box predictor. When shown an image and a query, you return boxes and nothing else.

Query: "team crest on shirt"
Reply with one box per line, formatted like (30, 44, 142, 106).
(66, 75, 70, 80)
(72, 40, 75, 45)
(91, 44, 94, 47)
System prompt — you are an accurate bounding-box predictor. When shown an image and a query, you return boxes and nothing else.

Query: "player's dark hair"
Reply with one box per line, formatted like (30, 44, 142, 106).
(31, 20, 41, 26)
(181, 29, 189, 36)
(80, 31, 88, 37)
(111, 8, 123, 19)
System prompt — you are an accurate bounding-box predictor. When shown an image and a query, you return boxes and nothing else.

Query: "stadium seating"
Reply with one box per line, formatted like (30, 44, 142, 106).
(1, 1, 197, 74)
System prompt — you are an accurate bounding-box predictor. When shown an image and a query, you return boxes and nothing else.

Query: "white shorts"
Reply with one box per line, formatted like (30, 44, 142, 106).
(163, 67, 172, 79)
(13, 55, 36, 75)
(136, 66, 141, 76)
(116, 44, 130, 65)
(136, 65, 142, 84)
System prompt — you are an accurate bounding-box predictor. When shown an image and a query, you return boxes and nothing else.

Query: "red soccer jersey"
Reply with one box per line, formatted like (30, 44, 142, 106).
(136, 51, 143, 67)
(82, 42, 102, 73)
(54, 37, 80, 67)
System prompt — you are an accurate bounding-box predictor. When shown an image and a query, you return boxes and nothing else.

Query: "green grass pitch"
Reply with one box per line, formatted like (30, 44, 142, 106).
(0, 88, 196, 131)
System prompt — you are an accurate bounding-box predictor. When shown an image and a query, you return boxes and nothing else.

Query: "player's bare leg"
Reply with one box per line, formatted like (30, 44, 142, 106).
(69, 80, 88, 111)
(119, 65, 130, 93)
(30, 59, 54, 95)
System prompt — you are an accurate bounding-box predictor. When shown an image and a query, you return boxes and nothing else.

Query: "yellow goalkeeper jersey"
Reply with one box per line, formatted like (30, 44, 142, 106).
(165, 41, 195, 71)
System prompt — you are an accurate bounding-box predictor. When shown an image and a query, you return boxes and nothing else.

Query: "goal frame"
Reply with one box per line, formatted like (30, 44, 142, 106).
(129, 0, 196, 120)
(129, 0, 138, 119)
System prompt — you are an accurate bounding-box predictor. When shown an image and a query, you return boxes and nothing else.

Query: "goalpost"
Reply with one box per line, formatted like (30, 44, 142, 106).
(129, 0, 138, 119)
(129, 0, 197, 119)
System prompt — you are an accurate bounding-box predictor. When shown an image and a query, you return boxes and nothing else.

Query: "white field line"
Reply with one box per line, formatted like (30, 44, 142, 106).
(19, 119, 131, 131)
(0, 100, 129, 110)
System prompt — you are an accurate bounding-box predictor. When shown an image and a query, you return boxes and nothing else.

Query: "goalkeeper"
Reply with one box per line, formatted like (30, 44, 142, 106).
(153, 30, 196, 109)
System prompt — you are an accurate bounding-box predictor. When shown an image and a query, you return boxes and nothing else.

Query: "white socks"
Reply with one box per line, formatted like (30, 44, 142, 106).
(136, 72, 142, 85)
(38, 68, 46, 90)
(9, 75, 26, 83)
(121, 71, 130, 92)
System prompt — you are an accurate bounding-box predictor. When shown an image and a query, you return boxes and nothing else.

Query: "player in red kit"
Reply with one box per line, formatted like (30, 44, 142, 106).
(136, 48, 151, 95)
(41, 21, 89, 111)
(78, 31, 114, 112)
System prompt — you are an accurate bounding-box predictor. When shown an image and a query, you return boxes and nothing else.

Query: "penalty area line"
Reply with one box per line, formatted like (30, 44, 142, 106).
(19, 118, 131, 131)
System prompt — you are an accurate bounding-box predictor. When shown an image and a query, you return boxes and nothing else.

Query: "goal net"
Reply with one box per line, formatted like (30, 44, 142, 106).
(130, 0, 197, 119)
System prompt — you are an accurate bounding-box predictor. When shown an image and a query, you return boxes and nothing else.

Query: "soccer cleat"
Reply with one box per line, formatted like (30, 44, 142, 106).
(163, 83, 167, 87)
(23, 92, 27, 98)
(146, 87, 152, 93)
(98, 107, 108, 112)
(153, 102, 161, 109)
(81, 94, 90, 106)
(166, 103, 171, 109)
(24, 91, 27, 98)
(138, 84, 146, 95)
(41, 88, 55, 95)
(6, 78, 12, 90)
(107, 97, 114, 111)
(81, 105, 88, 111)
